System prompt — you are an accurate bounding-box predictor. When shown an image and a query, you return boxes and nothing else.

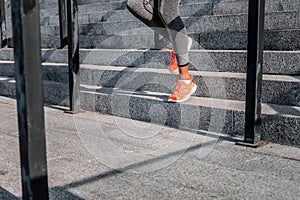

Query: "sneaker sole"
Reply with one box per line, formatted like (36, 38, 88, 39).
(187, 37, 193, 51)
(168, 83, 197, 103)
(170, 68, 179, 74)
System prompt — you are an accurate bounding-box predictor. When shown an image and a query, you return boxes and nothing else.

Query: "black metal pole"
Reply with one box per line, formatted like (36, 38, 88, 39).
(11, 0, 49, 199)
(58, 0, 68, 48)
(0, 0, 6, 47)
(66, 0, 80, 113)
(238, 0, 265, 147)
(154, 0, 160, 49)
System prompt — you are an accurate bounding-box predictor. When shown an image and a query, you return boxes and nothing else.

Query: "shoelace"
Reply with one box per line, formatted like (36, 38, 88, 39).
(173, 82, 182, 94)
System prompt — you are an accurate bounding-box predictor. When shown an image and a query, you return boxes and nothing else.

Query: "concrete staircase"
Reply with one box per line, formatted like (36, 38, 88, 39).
(0, 0, 299, 146)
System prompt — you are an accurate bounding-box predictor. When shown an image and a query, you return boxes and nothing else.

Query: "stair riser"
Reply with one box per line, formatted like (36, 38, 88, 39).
(5, 9, 300, 37)
(213, 0, 300, 15)
(28, 29, 300, 51)
(38, 3, 213, 26)
(0, 62, 298, 106)
(0, 49, 299, 75)
(33, 11, 299, 36)
(0, 80, 298, 147)
(5, 1, 126, 18)
(80, 69, 300, 107)
(37, 0, 300, 15)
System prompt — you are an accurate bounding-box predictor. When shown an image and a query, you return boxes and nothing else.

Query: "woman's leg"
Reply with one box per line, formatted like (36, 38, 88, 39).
(158, 0, 190, 74)
(158, 0, 197, 102)
(127, 0, 170, 40)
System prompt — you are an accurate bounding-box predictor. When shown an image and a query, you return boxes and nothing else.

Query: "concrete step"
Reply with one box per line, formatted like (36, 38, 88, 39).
(0, 61, 299, 106)
(35, 28, 300, 50)
(40, 3, 213, 26)
(78, 87, 300, 147)
(32, 10, 299, 37)
(0, 76, 299, 146)
(4, 4, 299, 50)
(39, 2, 300, 26)
(78, 65, 300, 107)
(79, 65, 298, 107)
(38, 0, 300, 15)
(6, 1, 300, 25)
(212, 0, 300, 15)
(77, 0, 126, 5)
(40, 10, 300, 34)
(0, 49, 299, 75)
(4, 1, 127, 19)
(4, 20, 299, 50)
(39, 0, 60, 9)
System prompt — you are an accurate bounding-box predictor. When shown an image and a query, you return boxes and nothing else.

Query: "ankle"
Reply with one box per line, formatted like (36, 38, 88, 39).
(179, 74, 190, 80)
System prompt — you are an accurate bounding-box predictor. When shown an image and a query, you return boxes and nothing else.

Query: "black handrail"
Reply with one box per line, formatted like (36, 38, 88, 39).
(66, 0, 81, 113)
(11, 0, 49, 199)
(238, 0, 266, 147)
(0, 0, 6, 47)
(58, 0, 68, 48)
(58, 0, 80, 113)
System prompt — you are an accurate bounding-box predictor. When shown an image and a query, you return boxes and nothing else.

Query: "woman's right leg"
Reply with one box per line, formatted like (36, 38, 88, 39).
(127, 0, 170, 40)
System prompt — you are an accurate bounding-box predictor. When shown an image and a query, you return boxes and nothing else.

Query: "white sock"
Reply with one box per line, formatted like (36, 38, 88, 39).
(179, 79, 191, 84)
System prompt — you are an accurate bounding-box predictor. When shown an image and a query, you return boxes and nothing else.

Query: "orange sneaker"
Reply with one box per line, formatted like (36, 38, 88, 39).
(168, 37, 193, 74)
(168, 76, 197, 103)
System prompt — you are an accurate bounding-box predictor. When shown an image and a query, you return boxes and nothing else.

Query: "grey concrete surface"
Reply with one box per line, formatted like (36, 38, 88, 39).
(0, 96, 299, 199)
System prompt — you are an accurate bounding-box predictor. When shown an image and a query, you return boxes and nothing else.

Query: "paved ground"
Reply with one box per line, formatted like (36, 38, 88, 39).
(0, 96, 299, 200)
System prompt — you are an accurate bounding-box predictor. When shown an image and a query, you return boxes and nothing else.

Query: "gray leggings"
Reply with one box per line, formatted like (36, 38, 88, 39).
(127, 0, 189, 66)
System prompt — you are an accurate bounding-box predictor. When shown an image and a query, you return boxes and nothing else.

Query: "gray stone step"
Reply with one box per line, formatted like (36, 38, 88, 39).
(212, 0, 300, 15)
(4, 20, 300, 51)
(78, 87, 300, 147)
(0, 49, 299, 75)
(40, 3, 213, 26)
(0, 76, 299, 146)
(38, 0, 300, 16)
(77, 0, 125, 5)
(36, 28, 300, 50)
(0, 77, 69, 106)
(77, 65, 300, 107)
(5, 1, 127, 19)
(5, 2, 213, 27)
(77, 1, 127, 13)
(39, 0, 58, 9)
(0, 61, 299, 106)
(35, 11, 300, 37)
(93, 9, 299, 31)
(4, 4, 299, 51)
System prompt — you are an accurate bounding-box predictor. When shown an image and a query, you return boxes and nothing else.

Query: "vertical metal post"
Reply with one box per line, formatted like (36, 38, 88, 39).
(58, 0, 68, 48)
(0, 0, 6, 47)
(66, 0, 80, 113)
(153, 0, 160, 49)
(238, 0, 266, 147)
(11, 0, 49, 199)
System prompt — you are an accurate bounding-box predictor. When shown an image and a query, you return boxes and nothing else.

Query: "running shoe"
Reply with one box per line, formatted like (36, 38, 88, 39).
(168, 75, 197, 103)
(168, 37, 193, 74)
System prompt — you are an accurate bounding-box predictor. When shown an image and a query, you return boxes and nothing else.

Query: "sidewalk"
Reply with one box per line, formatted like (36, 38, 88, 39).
(0, 96, 299, 200)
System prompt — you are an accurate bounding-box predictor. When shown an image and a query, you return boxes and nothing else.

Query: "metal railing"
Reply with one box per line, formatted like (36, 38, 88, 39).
(11, 0, 49, 199)
(0, 0, 6, 47)
(6, 0, 266, 198)
(65, 0, 80, 113)
(10, 0, 80, 199)
(237, 0, 266, 147)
